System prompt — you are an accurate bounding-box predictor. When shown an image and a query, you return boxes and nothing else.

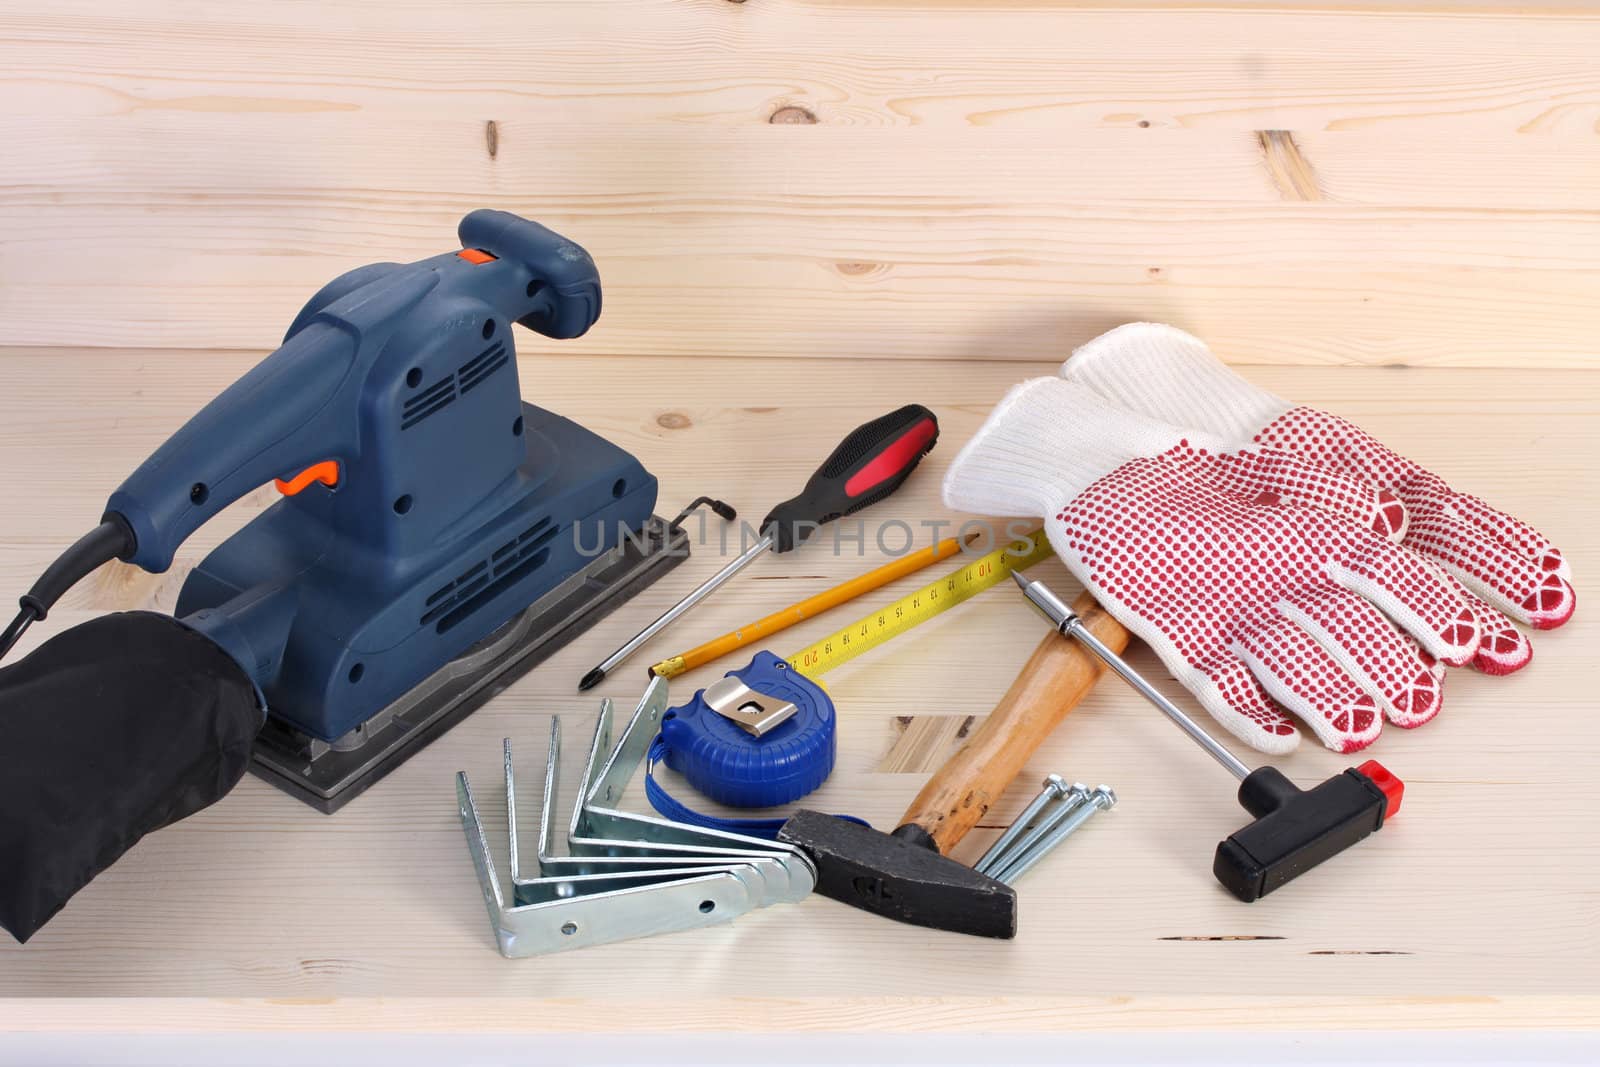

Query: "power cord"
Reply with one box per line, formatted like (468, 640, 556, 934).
(0, 517, 135, 663)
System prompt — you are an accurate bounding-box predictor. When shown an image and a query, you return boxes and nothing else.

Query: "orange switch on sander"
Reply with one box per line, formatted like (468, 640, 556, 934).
(274, 461, 340, 496)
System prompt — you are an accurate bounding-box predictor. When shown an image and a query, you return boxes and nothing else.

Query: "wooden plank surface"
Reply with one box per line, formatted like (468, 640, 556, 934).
(3, 0, 1599, 1034)
(0, 346, 1594, 1031)
(2, 1, 1599, 364)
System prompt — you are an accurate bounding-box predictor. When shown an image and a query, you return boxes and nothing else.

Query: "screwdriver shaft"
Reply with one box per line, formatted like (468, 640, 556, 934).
(579, 405, 940, 692)
(579, 535, 773, 690)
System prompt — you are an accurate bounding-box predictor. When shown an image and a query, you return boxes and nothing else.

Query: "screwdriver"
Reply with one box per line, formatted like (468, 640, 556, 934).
(578, 404, 940, 691)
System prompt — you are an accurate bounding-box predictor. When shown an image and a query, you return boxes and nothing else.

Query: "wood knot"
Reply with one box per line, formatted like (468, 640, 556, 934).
(656, 411, 692, 430)
(1137, 120, 1151, 128)
(769, 105, 818, 125)
(484, 120, 499, 160)
(1147, 266, 1163, 277)
(834, 261, 879, 276)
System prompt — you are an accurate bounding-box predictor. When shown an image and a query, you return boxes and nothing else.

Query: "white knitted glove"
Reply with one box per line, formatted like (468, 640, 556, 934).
(1061, 323, 1571, 671)
(943, 378, 1489, 755)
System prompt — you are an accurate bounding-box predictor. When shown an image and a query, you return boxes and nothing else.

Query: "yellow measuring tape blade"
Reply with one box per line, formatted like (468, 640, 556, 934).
(785, 528, 1052, 677)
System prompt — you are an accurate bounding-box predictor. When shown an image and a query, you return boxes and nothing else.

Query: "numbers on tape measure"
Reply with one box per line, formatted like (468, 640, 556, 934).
(786, 528, 1052, 678)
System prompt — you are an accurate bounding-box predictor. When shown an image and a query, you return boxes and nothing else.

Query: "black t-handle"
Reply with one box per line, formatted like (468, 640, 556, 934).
(761, 405, 940, 553)
(1213, 761, 1404, 902)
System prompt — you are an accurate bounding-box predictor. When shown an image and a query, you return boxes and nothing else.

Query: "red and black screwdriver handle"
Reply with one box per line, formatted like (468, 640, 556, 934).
(760, 404, 940, 553)
(1214, 759, 1404, 902)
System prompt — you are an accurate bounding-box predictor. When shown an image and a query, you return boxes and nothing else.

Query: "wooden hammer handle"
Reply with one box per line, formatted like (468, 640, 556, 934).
(900, 591, 1131, 854)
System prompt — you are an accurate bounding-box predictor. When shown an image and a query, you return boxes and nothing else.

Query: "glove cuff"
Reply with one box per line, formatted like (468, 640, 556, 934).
(942, 377, 1221, 517)
(1062, 323, 1291, 442)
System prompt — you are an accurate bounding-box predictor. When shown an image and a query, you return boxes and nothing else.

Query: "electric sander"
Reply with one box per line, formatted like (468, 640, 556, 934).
(0, 210, 692, 942)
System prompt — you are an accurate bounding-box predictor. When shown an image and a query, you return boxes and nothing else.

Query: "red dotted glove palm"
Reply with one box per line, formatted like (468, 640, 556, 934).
(1062, 324, 1574, 673)
(944, 378, 1485, 755)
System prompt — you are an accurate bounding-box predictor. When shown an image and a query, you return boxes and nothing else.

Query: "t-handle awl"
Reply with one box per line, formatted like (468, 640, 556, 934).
(1012, 571, 1404, 902)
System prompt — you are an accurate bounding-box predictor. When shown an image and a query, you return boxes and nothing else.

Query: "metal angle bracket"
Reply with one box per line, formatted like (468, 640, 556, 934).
(524, 722, 787, 899)
(458, 771, 760, 958)
(455, 679, 816, 958)
(564, 678, 816, 903)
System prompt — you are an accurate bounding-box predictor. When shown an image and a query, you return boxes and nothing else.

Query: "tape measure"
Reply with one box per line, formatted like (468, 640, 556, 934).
(649, 649, 859, 837)
(658, 650, 837, 809)
(645, 529, 1052, 836)
(785, 527, 1053, 677)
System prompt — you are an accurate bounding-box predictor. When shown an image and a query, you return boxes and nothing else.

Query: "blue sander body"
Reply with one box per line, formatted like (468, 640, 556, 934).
(0, 211, 697, 943)
(49, 210, 688, 811)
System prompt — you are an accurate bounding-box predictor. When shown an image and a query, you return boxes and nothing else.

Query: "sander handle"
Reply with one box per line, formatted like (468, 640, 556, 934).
(105, 269, 440, 573)
(103, 210, 603, 575)
(899, 590, 1130, 854)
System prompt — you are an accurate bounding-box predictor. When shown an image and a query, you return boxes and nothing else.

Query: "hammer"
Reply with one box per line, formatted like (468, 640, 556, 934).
(779, 590, 1126, 938)
(780, 582, 1405, 937)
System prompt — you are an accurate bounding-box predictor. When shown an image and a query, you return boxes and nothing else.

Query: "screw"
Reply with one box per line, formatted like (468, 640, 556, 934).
(992, 785, 1116, 885)
(981, 781, 1090, 876)
(974, 775, 1072, 875)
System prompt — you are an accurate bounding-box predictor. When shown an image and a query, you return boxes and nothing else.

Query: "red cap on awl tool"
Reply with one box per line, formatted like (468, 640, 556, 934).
(1357, 759, 1404, 818)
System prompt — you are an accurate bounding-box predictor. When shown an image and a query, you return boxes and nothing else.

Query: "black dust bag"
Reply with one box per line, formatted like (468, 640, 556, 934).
(0, 611, 261, 942)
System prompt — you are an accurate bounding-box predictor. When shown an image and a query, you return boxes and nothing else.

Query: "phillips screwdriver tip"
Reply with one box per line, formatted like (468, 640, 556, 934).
(577, 667, 605, 693)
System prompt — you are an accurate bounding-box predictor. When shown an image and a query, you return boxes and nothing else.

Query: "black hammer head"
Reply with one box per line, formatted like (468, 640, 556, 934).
(778, 810, 1017, 938)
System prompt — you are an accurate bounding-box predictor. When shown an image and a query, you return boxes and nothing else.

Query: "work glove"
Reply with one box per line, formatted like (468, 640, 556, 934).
(1059, 324, 1573, 673)
(944, 378, 1491, 755)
